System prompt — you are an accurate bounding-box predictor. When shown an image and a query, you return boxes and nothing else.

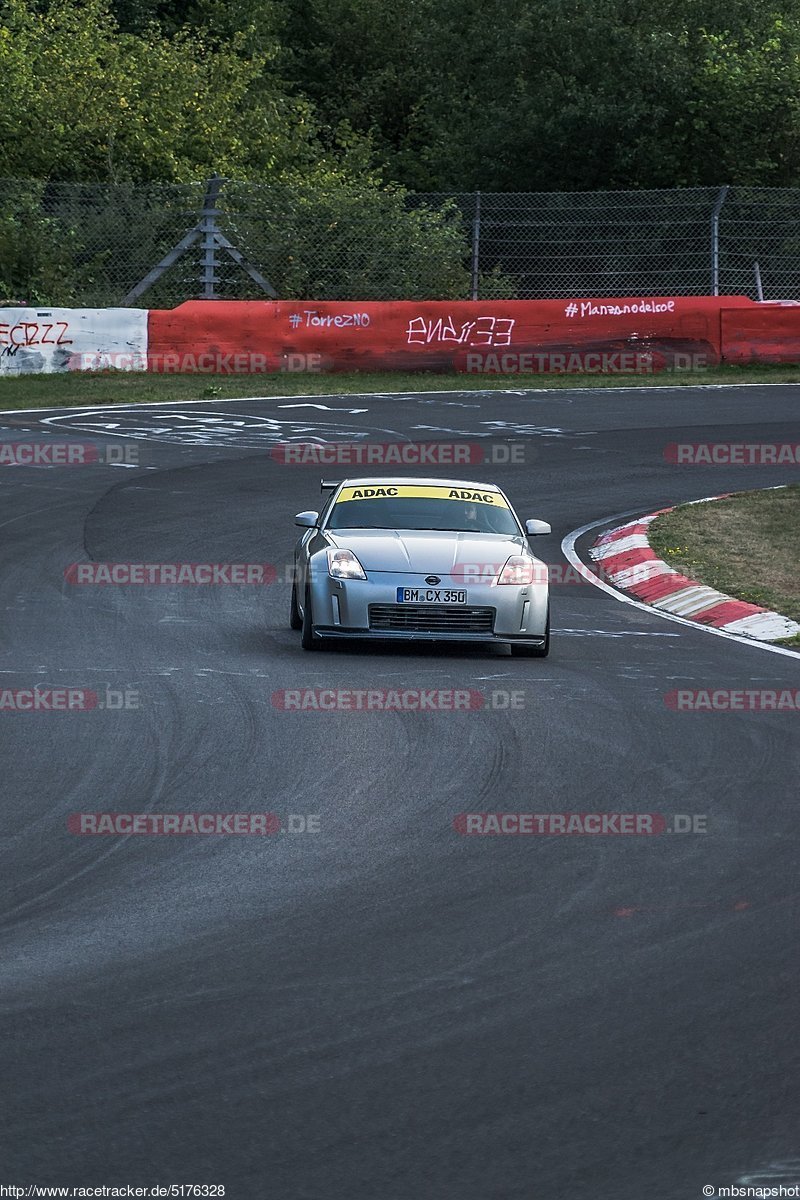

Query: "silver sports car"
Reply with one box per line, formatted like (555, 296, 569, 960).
(290, 477, 551, 655)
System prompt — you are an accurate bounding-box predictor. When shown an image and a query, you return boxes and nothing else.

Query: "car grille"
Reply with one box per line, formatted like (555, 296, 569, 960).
(368, 604, 495, 634)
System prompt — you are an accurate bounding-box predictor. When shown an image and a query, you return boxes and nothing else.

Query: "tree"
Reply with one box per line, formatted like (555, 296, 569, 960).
(279, 0, 800, 190)
(0, 0, 317, 182)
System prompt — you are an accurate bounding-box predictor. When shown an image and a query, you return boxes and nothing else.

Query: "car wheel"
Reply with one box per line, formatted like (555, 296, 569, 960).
(301, 586, 323, 651)
(511, 605, 550, 658)
(289, 577, 302, 630)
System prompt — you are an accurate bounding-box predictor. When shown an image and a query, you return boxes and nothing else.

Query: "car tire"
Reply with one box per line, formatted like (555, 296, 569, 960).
(289, 577, 302, 630)
(300, 586, 323, 651)
(511, 605, 550, 658)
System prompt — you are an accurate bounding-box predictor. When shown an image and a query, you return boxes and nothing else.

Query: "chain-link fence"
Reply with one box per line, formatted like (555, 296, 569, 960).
(2, 178, 800, 306)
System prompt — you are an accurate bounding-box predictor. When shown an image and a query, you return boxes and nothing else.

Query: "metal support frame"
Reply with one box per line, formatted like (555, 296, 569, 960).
(122, 175, 277, 304)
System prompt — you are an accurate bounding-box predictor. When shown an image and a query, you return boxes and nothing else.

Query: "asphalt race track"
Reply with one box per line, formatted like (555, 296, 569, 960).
(1, 384, 799, 1200)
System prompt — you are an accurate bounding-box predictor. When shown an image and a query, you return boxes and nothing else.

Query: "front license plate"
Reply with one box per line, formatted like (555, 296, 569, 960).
(396, 588, 467, 604)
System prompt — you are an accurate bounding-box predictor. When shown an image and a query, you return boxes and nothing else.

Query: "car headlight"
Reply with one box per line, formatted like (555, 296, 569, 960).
(497, 555, 535, 585)
(327, 548, 366, 580)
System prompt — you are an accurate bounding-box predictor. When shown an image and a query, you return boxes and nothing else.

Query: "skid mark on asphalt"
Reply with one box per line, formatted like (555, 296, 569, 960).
(612, 890, 800, 919)
(612, 900, 751, 918)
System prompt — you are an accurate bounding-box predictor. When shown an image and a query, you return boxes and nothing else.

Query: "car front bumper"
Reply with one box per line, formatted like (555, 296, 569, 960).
(306, 569, 549, 644)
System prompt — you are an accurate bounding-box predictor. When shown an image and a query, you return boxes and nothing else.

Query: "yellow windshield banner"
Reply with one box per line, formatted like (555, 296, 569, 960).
(336, 484, 509, 507)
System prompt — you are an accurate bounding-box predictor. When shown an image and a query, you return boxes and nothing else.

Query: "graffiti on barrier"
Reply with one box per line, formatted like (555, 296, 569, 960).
(564, 300, 678, 319)
(0, 320, 73, 348)
(406, 315, 515, 347)
(288, 310, 371, 329)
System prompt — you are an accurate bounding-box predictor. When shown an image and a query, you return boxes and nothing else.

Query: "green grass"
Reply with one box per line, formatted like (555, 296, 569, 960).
(1, 362, 799, 411)
(649, 485, 800, 643)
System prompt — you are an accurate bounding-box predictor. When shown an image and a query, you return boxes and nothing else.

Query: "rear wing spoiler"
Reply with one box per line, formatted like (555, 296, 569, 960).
(320, 479, 342, 492)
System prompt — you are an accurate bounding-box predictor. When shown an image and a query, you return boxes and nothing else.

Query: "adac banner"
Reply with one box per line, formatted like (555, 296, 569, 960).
(146, 296, 759, 375)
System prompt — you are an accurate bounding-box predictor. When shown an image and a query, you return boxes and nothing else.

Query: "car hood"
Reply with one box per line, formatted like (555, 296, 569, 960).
(325, 529, 533, 575)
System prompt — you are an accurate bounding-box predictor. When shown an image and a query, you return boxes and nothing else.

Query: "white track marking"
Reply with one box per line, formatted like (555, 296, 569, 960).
(277, 403, 368, 412)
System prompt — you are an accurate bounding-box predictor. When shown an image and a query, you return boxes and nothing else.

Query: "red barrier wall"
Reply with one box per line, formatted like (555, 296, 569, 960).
(147, 296, 757, 374)
(721, 302, 800, 364)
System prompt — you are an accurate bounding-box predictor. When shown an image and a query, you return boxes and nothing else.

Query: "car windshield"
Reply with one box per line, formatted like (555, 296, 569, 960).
(327, 486, 520, 535)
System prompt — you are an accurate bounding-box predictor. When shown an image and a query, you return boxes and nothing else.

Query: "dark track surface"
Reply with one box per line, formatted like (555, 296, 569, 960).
(1, 384, 799, 1199)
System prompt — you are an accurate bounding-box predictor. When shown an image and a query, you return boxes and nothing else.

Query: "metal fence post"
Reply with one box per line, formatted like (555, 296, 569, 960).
(470, 191, 481, 300)
(754, 260, 764, 301)
(711, 185, 729, 295)
(200, 174, 224, 299)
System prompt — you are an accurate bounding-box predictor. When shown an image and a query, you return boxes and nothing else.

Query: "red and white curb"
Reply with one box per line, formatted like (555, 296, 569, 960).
(589, 501, 800, 643)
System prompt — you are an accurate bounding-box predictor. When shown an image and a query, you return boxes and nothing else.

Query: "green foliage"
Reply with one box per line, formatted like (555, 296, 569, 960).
(681, 11, 800, 184)
(0, 0, 313, 182)
(281, 0, 800, 190)
(4, 0, 800, 191)
(226, 182, 473, 300)
(0, 182, 86, 303)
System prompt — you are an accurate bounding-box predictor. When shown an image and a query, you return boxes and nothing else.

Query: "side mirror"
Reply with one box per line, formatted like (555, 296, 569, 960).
(295, 511, 319, 528)
(525, 518, 551, 536)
